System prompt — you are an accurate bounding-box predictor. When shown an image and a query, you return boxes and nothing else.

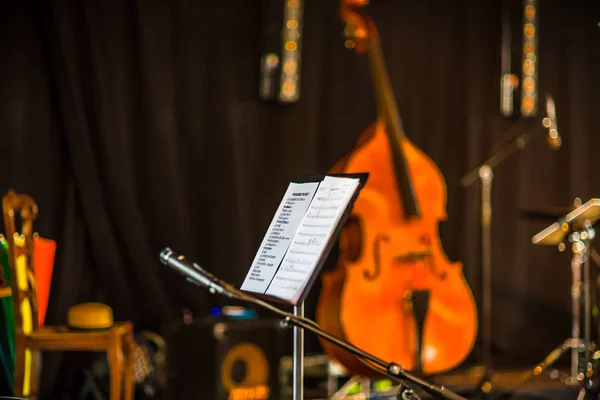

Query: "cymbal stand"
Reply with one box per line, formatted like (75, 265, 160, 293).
(514, 222, 598, 399)
(578, 223, 598, 400)
(461, 120, 550, 397)
(573, 225, 593, 386)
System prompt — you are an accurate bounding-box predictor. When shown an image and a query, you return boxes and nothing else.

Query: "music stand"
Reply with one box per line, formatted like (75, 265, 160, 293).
(239, 173, 368, 400)
(519, 199, 600, 396)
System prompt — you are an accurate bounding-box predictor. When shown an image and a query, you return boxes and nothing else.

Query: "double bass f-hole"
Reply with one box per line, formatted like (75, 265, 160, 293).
(364, 234, 389, 280)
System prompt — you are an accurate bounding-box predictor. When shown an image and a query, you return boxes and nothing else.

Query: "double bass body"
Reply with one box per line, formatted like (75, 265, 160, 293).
(316, 121, 478, 377)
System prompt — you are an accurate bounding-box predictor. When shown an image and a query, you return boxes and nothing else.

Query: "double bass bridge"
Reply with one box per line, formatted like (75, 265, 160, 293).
(390, 235, 447, 280)
(394, 249, 431, 263)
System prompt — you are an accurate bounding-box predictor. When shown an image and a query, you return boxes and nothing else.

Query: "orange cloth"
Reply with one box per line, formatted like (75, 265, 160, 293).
(33, 237, 56, 326)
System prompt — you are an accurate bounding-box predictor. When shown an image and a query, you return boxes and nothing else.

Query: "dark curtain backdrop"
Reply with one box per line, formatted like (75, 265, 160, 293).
(1, 0, 599, 395)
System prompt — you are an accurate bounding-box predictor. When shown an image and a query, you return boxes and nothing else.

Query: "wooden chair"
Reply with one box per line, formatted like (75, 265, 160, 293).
(2, 189, 135, 400)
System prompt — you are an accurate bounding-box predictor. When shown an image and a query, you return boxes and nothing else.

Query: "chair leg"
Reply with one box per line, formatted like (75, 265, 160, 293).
(107, 335, 124, 400)
(28, 348, 41, 400)
(123, 332, 135, 400)
(13, 334, 25, 398)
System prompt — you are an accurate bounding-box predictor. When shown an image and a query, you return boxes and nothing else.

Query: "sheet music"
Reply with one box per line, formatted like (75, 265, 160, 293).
(241, 181, 319, 294)
(265, 176, 361, 303)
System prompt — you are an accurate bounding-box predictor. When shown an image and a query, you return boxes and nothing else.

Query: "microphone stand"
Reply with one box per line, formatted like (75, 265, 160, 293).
(461, 119, 552, 397)
(165, 254, 467, 400)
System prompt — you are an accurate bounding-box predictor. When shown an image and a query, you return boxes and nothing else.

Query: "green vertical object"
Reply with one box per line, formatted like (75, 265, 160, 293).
(0, 235, 15, 391)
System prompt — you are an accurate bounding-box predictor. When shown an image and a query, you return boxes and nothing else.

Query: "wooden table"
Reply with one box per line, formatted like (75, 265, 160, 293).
(0, 287, 11, 298)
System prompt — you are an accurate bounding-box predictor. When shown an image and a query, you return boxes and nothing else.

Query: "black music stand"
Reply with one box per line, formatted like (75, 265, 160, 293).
(514, 199, 600, 399)
(239, 173, 368, 400)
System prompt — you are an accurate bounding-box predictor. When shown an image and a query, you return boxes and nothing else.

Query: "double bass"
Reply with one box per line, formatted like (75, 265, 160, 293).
(315, 0, 478, 377)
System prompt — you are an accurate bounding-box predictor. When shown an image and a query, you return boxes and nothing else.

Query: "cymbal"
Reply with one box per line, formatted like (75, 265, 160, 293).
(519, 207, 575, 221)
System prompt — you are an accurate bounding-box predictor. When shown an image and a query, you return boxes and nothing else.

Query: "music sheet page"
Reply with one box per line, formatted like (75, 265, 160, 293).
(265, 176, 361, 303)
(241, 181, 319, 294)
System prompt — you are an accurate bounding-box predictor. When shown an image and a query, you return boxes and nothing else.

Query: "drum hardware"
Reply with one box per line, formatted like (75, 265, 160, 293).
(515, 199, 600, 399)
(514, 339, 597, 388)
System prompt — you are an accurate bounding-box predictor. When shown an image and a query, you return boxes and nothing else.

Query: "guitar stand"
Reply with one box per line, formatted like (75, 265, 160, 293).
(515, 200, 600, 399)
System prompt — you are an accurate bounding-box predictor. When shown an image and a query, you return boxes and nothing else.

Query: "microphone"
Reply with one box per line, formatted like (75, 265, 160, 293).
(543, 93, 561, 150)
(159, 247, 233, 297)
